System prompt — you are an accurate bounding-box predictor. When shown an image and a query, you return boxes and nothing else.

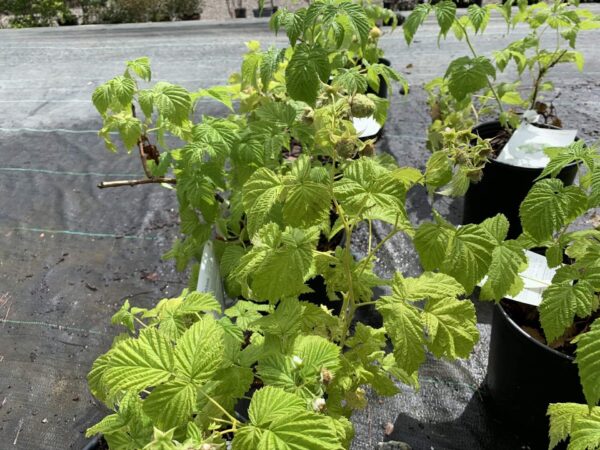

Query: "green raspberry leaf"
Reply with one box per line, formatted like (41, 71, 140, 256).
(232, 387, 342, 450)
(589, 165, 600, 208)
(445, 56, 496, 101)
(537, 140, 595, 180)
(283, 155, 331, 228)
(334, 158, 410, 227)
(480, 240, 528, 301)
(152, 82, 192, 126)
(539, 280, 596, 343)
(174, 316, 225, 384)
(377, 275, 426, 374)
(231, 224, 318, 301)
(440, 224, 496, 293)
(126, 57, 152, 82)
(101, 328, 174, 399)
(111, 75, 137, 107)
(423, 296, 479, 360)
(92, 82, 113, 115)
(392, 272, 465, 302)
(404, 3, 432, 44)
(575, 318, 600, 408)
(142, 380, 196, 431)
(467, 5, 490, 33)
(333, 67, 368, 94)
(434, 0, 457, 38)
(285, 43, 330, 105)
(520, 178, 588, 242)
(242, 168, 284, 237)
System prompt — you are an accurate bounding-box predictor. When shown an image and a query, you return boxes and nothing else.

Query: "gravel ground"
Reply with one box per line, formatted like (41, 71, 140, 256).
(0, 7, 598, 450)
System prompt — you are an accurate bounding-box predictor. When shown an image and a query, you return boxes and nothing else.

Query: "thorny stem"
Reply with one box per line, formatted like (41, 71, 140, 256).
(529, 48, 568, 110)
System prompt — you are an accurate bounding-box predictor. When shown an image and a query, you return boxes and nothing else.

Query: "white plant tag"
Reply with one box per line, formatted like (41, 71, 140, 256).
(353, 116, 381, 138)
(196, 240, 228, 314)
(497, 122, 577, 168)
(505, 250, 556, 307)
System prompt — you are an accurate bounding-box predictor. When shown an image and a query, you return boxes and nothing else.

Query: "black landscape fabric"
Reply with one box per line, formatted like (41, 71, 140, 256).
(1, 15, 599, 450)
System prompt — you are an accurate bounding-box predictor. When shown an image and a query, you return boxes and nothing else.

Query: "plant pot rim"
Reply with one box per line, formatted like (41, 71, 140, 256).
(496, 302, 574, 362)
(474, 119, 580, 173)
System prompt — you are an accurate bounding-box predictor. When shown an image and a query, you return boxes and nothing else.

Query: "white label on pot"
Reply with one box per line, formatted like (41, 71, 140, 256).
(497, 123, 577, 169)
(353, 116, 382, 139)
(505, 250, 556, 307)
(197, 240, 227, 315)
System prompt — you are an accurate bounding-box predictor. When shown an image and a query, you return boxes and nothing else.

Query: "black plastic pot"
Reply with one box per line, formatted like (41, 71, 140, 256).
(252, 6, 278, 17)
(82, 435, 103, 450)
(366, 58, 391, 100)
(463, 120, 578, 239)
(234, 8, 247, 18)
(486, 303, 584, 449)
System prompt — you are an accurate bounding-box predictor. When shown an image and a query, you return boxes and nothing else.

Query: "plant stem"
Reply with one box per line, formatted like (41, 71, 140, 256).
(198, 389, 239, 425)
(98, 177, 177, 189)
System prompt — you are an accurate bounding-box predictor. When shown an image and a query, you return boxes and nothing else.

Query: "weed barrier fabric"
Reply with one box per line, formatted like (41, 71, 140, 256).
(1, 14, 599, 450)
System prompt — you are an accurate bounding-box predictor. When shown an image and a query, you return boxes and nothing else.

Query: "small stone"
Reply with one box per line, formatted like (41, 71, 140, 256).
(41, 418, 48, 423)
(376, 441, 412, 450)
(384, 421, 394, 435)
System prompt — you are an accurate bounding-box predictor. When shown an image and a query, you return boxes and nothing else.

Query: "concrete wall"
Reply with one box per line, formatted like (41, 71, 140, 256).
(201, 0, 309, 20)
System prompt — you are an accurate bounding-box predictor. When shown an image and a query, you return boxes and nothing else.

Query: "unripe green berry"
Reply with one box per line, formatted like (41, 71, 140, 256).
(351, 94, 376, 119)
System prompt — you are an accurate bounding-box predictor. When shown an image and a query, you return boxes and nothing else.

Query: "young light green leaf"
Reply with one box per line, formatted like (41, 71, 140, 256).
(126, 57, 152, 82)
(548, 402, 591, 449)
(174, 316, 225, 384)
(570, 412, 600, 450)
(414, 213, 455, 271)
(111, 75, 137, 107)
(231, 225, 318, 301)
(591, 165, 600, 208)
(333, 158, 409, 227)
(152, 82, 192, 125)
(423, 296, 479, 360)
(575, 318, 600, 408)
(392, 272, 465, 303)
(101, 328, 174, 398)
(537, 141, 594, 180)
(440, 224, 496, 293)
(377, 282, 426, 374)
(520, 178, 588, 242)
(196, 86, 234, 112)
(112, 299, 136, 333)
(539, 280, 596, 343)
(479, 240, 528, 301)
(142, 380, 196, 431)
(92, 82, 113, 115)
(283, 155, 331, 228)
(232, 387, 342, 450)
(242, 168, 284, 237)
(333, 67, 368, 94)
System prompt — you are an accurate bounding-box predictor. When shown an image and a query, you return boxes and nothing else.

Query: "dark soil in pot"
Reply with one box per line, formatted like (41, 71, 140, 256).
(462, 120, 578, 239)
(485, 300, 586, 449)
